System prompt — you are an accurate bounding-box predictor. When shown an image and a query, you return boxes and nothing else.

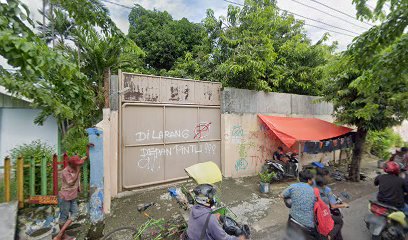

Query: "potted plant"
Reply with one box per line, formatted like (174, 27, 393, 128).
(258, 171, 275, 193)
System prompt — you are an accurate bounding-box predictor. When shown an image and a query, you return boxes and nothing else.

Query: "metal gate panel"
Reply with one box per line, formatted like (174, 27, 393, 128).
(122, 105, 164, 145)
(198, 141, 221, 165)
(123, 146, 165, 187)
(120, 73, 221, 189)
(163, 142, 200, 180)
(164, 107, 198, 143)
(198, 108, 221, 141)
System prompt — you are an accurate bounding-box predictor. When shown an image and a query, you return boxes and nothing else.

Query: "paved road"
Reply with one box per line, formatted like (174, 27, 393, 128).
(341, 193, 374, 240)
(256, 193, 375, 240)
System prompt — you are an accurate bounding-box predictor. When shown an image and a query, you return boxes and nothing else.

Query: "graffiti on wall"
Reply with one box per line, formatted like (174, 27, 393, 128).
(228, 121, 277, 174)
(137, 143, 217, 172)
(231, 125, 244, 144)
(235, 158, 248, 172)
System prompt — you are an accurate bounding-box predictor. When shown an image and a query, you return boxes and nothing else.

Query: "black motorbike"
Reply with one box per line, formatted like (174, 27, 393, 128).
(364, 200, 406, 240)
(220, 215, 251, 239)
(283, 192, 351, 240)
(262, 152, 299, 182)
(283, 198, 317, 240)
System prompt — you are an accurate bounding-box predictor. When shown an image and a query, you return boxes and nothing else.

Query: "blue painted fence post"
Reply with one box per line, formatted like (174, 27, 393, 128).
(87, 128, 104, 223)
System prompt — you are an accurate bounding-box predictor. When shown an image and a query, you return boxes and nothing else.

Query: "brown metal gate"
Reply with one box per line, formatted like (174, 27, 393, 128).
(119, 73, 221, 189)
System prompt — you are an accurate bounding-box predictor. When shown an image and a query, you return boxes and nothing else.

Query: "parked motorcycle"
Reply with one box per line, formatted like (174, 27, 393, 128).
(364, 200, 407, 240)
(262, 152, 299, 182)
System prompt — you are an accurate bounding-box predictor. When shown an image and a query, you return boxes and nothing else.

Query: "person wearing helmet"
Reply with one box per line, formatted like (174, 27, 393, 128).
(375, 161, 408, 212)
(56, 155, 86, 239)
(186, 184, 245, 240)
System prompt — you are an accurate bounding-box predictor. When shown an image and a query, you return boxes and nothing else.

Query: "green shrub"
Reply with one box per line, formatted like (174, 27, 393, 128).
(366, 128, 405, 160)
(62, 127, 88, 156)
(10, 140, 54, 196)
(259, 171, 276, 183)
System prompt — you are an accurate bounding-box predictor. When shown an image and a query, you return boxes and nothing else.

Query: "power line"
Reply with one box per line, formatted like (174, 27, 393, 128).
(288, 0, 369, 30)
(101, 0, 133, 10)
(308, 0, 374, 27)
(222, 0, 359, 37)
(222, 0, 244, 6)
(304, 23, 356, 37)
(284, 10, 360, 35)
(101, 0, 358, 40)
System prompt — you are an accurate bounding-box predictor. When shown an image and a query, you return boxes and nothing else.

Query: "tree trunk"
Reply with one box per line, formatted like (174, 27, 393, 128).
(348, 127, 368, 182)
(103, 67, 111, 108)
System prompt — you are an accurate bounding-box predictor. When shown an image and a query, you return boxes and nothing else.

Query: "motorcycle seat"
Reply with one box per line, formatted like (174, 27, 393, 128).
(369, 200, 399, 211)
(289, 217, 313, 232)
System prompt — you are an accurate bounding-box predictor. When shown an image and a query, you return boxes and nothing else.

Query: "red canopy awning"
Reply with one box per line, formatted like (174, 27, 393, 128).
(258, 115, 353, 148)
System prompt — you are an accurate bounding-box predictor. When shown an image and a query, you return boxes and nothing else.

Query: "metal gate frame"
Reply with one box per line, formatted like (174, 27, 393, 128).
(118, 72, 222, 191)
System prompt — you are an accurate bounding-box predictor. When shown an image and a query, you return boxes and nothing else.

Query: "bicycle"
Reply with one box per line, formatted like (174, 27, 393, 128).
(102, 202, 187, 240)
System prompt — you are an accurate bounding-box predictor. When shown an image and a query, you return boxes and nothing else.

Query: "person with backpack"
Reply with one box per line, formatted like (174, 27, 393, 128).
(281, 170, 317, 240)
(315, 175, 349, 240)
(186, 184, 245, 240)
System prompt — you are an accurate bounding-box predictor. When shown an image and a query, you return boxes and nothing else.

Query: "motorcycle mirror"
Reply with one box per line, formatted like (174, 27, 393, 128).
(284, 197, 292, 208)
(340, 191, 352, 200)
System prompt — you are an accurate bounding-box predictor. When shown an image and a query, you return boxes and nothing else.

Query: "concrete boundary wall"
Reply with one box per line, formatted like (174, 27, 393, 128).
(221, 88, 339, 178)
(222, 87, 333, 115)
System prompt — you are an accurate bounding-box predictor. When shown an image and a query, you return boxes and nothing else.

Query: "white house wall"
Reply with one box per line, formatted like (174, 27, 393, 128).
(0, 108, 58, 164)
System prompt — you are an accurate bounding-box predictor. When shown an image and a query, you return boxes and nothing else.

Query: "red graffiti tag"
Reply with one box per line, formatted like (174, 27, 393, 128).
(194, 122, 212, 139)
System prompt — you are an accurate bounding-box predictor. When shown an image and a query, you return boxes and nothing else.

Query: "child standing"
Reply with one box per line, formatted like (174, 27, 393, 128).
(56, 155, 85, 240)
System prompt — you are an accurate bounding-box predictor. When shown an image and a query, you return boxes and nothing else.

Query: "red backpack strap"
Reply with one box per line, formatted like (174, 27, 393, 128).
(313, 187, 320, 199)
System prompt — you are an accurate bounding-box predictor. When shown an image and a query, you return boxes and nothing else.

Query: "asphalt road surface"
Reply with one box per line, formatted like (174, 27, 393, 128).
(256, 192, 375, 240)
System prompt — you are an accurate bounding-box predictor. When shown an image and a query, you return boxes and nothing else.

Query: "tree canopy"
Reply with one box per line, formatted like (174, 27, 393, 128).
(128, 5, 205, 71)
(0, 0, 94, 132)
(323, 0, 407, 181)
(0, 0, 144, 136)
(168, 0, 336, 95)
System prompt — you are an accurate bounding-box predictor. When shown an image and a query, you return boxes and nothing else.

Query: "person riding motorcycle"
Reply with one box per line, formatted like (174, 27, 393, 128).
(315, 175, 348, 240)
(281, 170, 317, 240)
(186, 184, 245, 240)
(375, 161, 408, 214)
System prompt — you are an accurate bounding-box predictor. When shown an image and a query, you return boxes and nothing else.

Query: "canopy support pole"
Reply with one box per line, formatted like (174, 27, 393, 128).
(298, 141, 303, 171)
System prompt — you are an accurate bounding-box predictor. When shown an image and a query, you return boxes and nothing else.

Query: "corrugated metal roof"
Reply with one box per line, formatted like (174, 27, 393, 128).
(0, 86, 32, 103)
(0, 86, 32, 108)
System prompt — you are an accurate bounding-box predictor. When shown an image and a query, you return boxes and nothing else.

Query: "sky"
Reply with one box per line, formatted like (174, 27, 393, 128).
(1, 0, 379, 68)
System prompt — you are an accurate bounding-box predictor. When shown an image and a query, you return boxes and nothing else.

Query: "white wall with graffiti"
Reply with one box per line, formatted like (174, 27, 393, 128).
(221, 88, 337, 178)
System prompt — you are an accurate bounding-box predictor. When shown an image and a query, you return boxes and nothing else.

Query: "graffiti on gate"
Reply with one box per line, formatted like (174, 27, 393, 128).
(135, 129, 190, 142)
(194, 122, 212, 139)
(235, 158, 248, 172)
(169, 84, 190, 101)
(138, 143, 217, 172)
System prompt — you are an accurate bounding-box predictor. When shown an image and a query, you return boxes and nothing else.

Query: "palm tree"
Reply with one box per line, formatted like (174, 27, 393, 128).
(37, 8, 75, 46)
(66, 27, 145, 109)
